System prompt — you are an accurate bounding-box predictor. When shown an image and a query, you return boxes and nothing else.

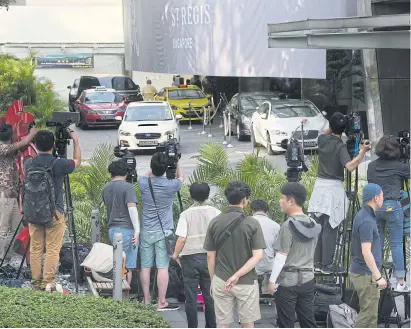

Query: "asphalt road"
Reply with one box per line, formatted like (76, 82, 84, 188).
(67, 117, 370, 179)
(67, 117, 288, 178)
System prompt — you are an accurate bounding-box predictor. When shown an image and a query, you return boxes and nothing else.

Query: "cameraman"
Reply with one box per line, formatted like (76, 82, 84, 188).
(0, 124, 37, 262)
(308, 112, 371, 274)
(25, 130, 81, 291)
(103, 160, 139, 285)
(367, 136, 410, 292)
(139, 152, 184, 311)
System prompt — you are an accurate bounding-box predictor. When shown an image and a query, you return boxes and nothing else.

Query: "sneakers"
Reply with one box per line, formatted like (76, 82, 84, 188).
(157, 303, 180, 312)
(45, 283, 64, 293)
(394, 282, 410, 293)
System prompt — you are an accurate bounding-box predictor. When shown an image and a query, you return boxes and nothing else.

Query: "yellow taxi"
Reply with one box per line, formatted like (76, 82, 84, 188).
(154, 85, 213, 121)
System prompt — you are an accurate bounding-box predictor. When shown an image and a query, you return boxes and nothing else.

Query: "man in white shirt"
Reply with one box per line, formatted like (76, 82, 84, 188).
(173, 182, 221, 328)
(252, 199, 280, 276)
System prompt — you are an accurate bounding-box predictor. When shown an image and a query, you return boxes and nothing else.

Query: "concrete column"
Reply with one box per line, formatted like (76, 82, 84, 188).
(357, 0, 384, 144)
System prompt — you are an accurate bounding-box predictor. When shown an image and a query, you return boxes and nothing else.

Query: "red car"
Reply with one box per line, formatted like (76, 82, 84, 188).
(74, 87, 127, 129)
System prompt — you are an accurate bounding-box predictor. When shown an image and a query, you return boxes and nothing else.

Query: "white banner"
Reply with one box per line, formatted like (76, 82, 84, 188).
(123, 0, 354, 79)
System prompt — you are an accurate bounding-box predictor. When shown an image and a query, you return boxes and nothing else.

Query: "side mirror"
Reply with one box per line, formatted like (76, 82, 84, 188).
(175, 114, 183, 121)
(75, 99, 81, 104)
(322, 111, 327, 116)
(115, 116, 123, 122)
(67, 86, 72, 89)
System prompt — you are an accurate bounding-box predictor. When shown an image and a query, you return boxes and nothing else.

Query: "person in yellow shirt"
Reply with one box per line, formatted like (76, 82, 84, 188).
(142, 80, 157, 101)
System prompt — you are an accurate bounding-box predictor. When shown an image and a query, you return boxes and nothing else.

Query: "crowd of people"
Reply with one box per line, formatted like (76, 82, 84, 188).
(0, 109, 409, 328)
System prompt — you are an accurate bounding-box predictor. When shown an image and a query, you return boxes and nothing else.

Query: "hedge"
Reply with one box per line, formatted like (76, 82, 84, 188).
(0, 287, 170, 328)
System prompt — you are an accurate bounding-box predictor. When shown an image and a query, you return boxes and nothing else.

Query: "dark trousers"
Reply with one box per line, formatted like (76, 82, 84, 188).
(181, 253, 216, 328)
(275, 279, 317, 328)
(314, 214, 338, 267)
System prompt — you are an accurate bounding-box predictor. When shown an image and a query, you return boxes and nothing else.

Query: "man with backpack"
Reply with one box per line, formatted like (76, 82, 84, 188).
(204, 181, 266, 328)
(24, 130, 81, 292)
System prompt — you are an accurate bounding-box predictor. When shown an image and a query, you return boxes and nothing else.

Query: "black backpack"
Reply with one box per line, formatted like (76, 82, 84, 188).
(22, 157, 58, 227)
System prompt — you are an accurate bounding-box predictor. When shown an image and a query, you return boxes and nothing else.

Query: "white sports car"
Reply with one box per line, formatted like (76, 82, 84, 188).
(117, 101, 182, 151)
(251, 99, 328, 154)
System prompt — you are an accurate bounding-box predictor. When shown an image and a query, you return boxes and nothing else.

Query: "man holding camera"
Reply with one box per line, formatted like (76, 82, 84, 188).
(139, 152, 184, 311)
(0, 124, 38, 262)
(308, 112, 371, 274)
(103, 160, 139, 284)
(25, 130, 81, 291)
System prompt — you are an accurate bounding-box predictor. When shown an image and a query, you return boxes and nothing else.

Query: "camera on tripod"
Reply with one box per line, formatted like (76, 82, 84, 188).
(114, 146, 137, 183)
(156, 136, 181, 180)
(280, 138, 308, 182)
(46, 112, 80, 157)
(397, 130, 410, 161)
(344, 112, 363, 158)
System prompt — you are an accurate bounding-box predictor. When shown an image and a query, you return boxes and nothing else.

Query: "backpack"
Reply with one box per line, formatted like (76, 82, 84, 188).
(22, 157, 58, 227)
(326, 303, 358, 328)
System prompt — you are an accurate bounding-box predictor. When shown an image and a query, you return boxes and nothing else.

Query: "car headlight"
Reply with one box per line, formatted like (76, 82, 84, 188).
(271, 130, 287, 136)
(119, 130, 131, 136)
(165, 128, 178, 136)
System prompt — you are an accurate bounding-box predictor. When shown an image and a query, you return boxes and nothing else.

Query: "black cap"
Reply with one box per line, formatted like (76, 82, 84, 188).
(280, 182, 307, 203)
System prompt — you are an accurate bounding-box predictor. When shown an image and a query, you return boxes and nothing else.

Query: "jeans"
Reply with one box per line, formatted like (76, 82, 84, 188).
(29, 211, 66, 289)
(314, 214, 338, 267)
(0, 198, 20, 260)
(181, 253, 216, 328)
(349, 273, 380, 328)
(109, 227, 138, 269)
(377, 200, 405, 278)
(275, 279, 317, 328)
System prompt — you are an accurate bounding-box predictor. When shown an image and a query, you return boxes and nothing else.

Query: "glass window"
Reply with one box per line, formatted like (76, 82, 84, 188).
(271, 104, 320, 118)
(230, 95, 238, 107)
(84, 92, 123, 104)
(80, 77, 100, 89)
(97, 77, 138, 90)
(125, 105, 173, 122)
(168, 89, 206, 100)
(73, 79, 80, 88)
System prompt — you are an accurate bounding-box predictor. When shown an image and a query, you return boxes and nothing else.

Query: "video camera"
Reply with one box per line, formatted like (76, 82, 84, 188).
(398, 130, 410, 161)
(156, 138, 181, 180)
(114, 146, 138, 183)
(344, 112, 363, 158)
(46, 112, 80, 158)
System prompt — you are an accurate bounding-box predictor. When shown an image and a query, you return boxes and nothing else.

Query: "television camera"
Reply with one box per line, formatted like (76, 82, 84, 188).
(155, 135, 182, 180)
(344, 112, 363, 158)
(397, 130, 410, 162)
(113, 146, 138, 183)
(46, 111, 80, 157)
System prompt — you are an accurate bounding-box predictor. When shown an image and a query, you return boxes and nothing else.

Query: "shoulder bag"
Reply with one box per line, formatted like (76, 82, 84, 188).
(215, 213, 246, 252)
(148, 177, 177, 258)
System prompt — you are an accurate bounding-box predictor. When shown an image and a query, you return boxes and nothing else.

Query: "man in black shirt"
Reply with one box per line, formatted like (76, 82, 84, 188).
(308, 112, 371, 273)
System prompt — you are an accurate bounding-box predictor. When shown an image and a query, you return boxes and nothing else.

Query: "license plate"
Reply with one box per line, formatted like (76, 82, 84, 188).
(304, 141, 317, 147)
(138, 140, 158, 146)
(100, 115, 114, 120)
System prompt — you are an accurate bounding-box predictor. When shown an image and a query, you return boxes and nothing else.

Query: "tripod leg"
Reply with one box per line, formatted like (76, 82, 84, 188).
(16, 237, 29, 279)
(0, 219, 22, 267)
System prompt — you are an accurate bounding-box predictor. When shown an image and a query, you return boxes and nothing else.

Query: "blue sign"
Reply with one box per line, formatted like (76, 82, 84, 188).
(34, 54, 94, 69)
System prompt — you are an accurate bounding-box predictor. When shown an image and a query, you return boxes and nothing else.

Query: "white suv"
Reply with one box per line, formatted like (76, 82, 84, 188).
(117, 101, 182, 151)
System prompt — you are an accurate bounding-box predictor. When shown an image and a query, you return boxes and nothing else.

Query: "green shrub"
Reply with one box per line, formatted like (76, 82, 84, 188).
(0, 286, 170, 328)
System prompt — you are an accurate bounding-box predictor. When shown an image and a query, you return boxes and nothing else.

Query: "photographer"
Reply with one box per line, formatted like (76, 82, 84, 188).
(139, 152, 184, 311)
(25, 130, 81, 292)
(172, 182, 220, 328)
(268, 182, 320, 328)
(367, 136, 410, 292)
(204, 181, 266, 328)
(0, 124, 37, 262)
(103, 160, 139, 285)
(308, 112, 371, 274)
(349, 183, 386, 328)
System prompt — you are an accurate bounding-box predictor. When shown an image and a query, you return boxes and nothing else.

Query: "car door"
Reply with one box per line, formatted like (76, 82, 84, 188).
(69, 78, 80, 103)
(76, 92, 86, 113)
(254, 102, 270, 145)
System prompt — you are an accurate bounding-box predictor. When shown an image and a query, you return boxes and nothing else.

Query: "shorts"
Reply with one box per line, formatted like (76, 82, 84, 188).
(140, 230, 172, 269)
(109, 227, 138, 269)
(211, 275, 261, 325)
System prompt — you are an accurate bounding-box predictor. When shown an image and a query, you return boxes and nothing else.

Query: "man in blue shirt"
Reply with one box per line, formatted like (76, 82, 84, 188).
(350, 183, 387, 328)
(139, 152, 184, 311)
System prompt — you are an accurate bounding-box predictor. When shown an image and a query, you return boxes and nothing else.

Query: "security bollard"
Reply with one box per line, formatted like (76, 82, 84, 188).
(113, 232, 123, 301)
(91, 209, 101, 244)
(207, 106, 213, 138)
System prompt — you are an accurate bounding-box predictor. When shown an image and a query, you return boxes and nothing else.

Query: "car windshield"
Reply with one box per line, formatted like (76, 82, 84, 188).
(98, 77, 138, 91)
(124, 105, 173, 121)
(272, 104, 319, 118)
(168, 89, 206, 100)
(241, 95, 273, 113)
(85, 92, 123, 104)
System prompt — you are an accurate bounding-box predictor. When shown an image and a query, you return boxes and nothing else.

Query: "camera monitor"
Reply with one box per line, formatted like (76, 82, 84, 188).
(52, 111, 80, 125)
